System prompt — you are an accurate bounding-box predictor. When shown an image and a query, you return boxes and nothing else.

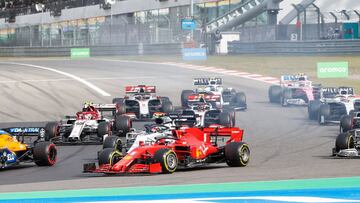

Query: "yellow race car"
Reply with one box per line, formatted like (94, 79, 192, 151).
(0, 127, 57, 168)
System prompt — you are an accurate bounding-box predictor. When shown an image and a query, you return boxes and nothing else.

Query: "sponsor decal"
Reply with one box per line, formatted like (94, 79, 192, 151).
(317, 62, 349, 78)
(71, 48, 90, 59)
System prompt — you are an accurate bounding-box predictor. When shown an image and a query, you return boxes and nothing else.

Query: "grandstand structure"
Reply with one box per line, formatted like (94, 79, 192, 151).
(0, 0, 359, 47)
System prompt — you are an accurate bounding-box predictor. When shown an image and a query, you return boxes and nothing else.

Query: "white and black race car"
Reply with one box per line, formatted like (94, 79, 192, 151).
(333, 111, 360, 157)
(181, 78, 246, 111)
(308, 87, 360, 124)
(44, 103, 131, 144)
(112, 85, 174, 121)
(179, 96, 235, 127)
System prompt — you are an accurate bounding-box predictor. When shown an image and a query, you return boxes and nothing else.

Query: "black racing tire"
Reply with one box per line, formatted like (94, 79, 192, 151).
(161, 97, 170, 103)
(340, 115, 353, 133)
(113, 99, 126, 115)
(335, 133, 355, 152)
(115, 115, 132, 136)
(268, 85, 281, 103)
(97, 121, 111, 138)
(235, 92, 246, 108)
(154, 148, 178, 174)
(181, 90, 193, 108)
(33, 142, 57, 166)
(161, 101, 174, 113)
(308, 100, 321, 120)
(98, 148, 123, 166)
(225, 142, 250, 167)
(219, 112, 232, 127)
(103, 135, 122, 151)
(318, 104, 330, 125)
(280, 88, 292, 107)
(44, 122, 59, 141)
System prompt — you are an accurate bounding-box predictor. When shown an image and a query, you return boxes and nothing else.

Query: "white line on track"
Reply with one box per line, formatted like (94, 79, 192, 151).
(0, 61, 111, 97)
(94, 58, 279, 85)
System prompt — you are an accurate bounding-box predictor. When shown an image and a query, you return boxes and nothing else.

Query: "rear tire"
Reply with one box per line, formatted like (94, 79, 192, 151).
(115, 115, 132, 136)
(281, 88, 292, 107)
(318, 104, 330, 125)
(219, 112, 232, 127)
(154, 148, 178, 174)
(98, 121, 111, 138)
(308, 100, 321, 120)
(225, 142, 250, 167)
(113, 98, 126, 114)
(98, 148, 122, 166)
(340, 115, 353, 133)
(181, 90, 193, 108)
(33, 142, 57, 166)
(44, 122, 59, 141)
(335, 133, 355, 152)
(268, 85, 281, 103)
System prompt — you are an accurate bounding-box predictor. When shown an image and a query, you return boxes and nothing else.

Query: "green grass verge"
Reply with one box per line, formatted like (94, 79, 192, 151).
(107, 55, 360, 92)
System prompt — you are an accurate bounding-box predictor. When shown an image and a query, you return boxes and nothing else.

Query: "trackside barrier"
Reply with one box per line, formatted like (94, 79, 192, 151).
(228, 40, 360, 55)
(0, 43, 182, 57)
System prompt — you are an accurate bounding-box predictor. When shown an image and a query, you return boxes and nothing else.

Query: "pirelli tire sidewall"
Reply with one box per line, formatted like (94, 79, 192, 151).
(154, 148, 178, 174)
(335, 133, 355, 152)
(98, 148, 122, 166)
(225, 142, 250, 167)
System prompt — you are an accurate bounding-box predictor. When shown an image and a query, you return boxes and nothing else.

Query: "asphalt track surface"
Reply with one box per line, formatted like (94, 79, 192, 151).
(0, 58, 358, 193)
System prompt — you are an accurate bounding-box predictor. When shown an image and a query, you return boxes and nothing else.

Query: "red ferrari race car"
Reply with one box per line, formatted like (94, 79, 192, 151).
(83, 126, 250, 174)
(112, 85, 174, 121)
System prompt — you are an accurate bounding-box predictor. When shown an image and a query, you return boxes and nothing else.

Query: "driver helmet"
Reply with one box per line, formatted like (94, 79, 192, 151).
(83, 101, 93, 111)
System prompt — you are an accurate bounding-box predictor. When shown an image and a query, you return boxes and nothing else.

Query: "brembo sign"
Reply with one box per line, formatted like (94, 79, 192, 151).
(317, 62, 349, 78)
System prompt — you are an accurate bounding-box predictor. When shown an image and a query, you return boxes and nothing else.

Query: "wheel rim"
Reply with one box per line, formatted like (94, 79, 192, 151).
(111, 154, 122, 166)
(238, 146, 250, 163)
(166, 153, 177, 170)
(348, 136, 355, 149)
(47, 145, 57, 164)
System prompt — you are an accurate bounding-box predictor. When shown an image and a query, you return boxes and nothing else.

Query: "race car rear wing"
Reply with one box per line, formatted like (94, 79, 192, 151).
(125, 85, 156, 94)
(4, 127, 45, 137)
(168, 112, 197, 127)
(193, 78, 222, 86)
(188, 94, 220, 102)
(91, 103, 117, 112)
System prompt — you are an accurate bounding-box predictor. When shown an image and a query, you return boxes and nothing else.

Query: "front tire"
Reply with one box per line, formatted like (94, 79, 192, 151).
(234, 92, 246, 108)
(154, 148, 178, 174)
(103, 135, 122, 151)
(268, 85, 281, 103)
(161, 101, 174, 113)
(225, 142, 250, 167)
(98, 148, 123, 166)
(335, 133, 355, 152)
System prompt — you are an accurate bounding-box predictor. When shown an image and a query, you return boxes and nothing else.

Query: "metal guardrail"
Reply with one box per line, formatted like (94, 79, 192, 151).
(228, 40, 360, 54)
(0, 43, 182, 57)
